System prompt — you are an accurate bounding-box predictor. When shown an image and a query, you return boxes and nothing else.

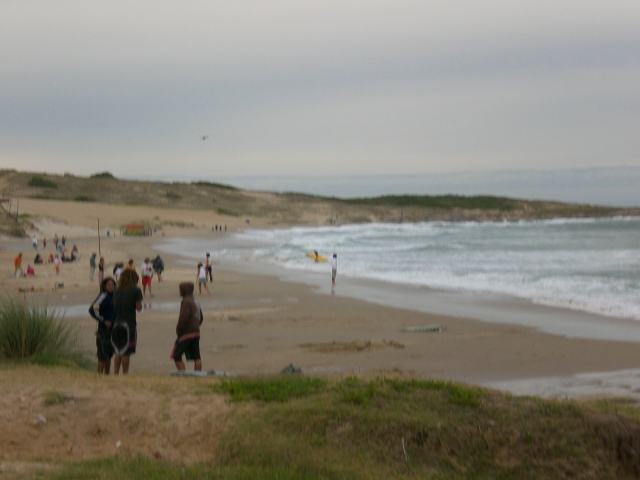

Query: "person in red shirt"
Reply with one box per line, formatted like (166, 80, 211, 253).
(14, 253, 23, 277)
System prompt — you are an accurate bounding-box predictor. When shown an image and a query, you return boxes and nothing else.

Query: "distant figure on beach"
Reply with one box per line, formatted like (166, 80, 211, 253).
(34, 253, 43, 264)
(153, 255, 164, 282)
(97, 257, 105, 285)
(171, 282, 204, 372)
(89, 253, 97, 281)
(331, 254, 338, 286)
(53, 234, 58, 249)
(25, 264, 35, 276)
(114, 263, 125, 282)
(141, 257, 154, 299)
(14, 253, 23, 277)
(196, 263, 211, 295)
(112, 269, 143, 375)
(205, 252, 213, 281)
(89, 277, 116, 375)
(32, 236, 38, 250)
(126, 259, 136, 271)
(314, 250, 319, 262)
(42, 237, 47, 249)
(54, 254, 61, 275)
(61, 235, 66, 247)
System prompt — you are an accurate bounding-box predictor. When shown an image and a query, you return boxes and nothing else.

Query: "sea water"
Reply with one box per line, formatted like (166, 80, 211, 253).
(157, 217, 640, 322)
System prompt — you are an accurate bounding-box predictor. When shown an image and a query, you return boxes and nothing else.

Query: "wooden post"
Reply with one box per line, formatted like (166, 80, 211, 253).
(98, 217, 101, 256)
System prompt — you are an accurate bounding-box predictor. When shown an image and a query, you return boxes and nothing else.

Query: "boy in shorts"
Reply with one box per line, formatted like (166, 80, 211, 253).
(89, 277, 116, 374)
(171, 282, 204, 371)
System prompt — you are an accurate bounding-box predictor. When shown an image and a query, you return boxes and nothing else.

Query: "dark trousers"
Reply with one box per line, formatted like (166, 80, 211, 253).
(206, 266, 212, 281)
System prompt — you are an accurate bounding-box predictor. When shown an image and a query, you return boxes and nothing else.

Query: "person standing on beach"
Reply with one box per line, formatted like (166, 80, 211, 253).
(196, 263, 210, 295)
(171, 282, 204, 372)
(54, 254, 61, 275)
(53, 234, 58, 250)
(32, 236, 38, 250)
(331, 254, 338, 286)
(205, 252, 213, 281)
(153, 255, 164, 282)
(97, 257, 105, 286)
(141, 257, 154, 298)
(89, 277, 115, 374)
(112, 269, 143, 375)
(14, 253, 23, 277)
(89, 253, 97, 281)
(42, 237, 47, 249)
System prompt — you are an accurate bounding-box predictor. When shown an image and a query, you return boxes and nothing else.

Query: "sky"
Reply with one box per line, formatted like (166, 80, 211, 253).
(1, 1, 639, 203)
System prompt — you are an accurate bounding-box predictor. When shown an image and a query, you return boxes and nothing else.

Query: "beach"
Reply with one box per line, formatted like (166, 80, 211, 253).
(3, 198, 640, 399)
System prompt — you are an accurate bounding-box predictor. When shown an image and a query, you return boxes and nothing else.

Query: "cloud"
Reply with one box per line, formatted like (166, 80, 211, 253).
(0, 1, 639, 180)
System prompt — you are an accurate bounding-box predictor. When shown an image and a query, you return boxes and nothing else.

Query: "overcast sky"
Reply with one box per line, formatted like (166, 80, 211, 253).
(1, 1, 639, 188)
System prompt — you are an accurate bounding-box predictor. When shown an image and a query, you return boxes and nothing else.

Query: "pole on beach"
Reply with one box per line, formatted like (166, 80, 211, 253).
(98, 217, 101, 256)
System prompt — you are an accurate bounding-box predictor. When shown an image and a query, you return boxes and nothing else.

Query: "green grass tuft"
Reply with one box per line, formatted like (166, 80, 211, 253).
(0, 298, 89, 368)
(211, 376, 327, 402)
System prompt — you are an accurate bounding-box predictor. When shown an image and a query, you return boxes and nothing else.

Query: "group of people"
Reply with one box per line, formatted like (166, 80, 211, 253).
(89, 261, 202, 375)
(13, 251, 64, 277)
(90, 254, 165, 294)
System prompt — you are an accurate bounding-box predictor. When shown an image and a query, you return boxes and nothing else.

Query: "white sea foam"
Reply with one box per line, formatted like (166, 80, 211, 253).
(228, 217, 640, 321)
(151, 218, 640, 321)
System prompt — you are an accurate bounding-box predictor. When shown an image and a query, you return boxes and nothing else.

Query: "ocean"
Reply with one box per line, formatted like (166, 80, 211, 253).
(156, 217, 640, 323)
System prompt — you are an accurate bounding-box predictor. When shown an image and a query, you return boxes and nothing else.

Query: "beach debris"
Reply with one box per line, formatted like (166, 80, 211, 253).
(116, 440, 122, 448)
(36, 414, 47, 424)
(280, 363, 302, 375)
(402, 437, 410, 463)
(401, 325, 446, 333)
(169, 370, 236, 377)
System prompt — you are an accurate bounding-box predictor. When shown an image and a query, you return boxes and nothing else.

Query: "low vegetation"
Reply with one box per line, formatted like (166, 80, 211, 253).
(2, 374, 638, 479)
(1, 170, 638, 227)
(345, 194, 519, 211)
(28, 176, 58, 189)
(0, 298, 89, 368)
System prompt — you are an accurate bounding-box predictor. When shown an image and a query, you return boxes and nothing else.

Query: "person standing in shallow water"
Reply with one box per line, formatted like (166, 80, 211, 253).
(331, 253, 338, 286)
(112, 269, 143, 375)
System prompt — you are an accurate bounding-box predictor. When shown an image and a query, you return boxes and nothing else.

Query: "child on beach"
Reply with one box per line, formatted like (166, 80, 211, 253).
(14, 253, 23, 277)
(112, 269, 143, 375)
(171, 282, 204, 371)
(89, 277, 115, 374)
(141, 257, 154, 298)
(153, 255, 164, 282)
(196, 263, 210, 295)
(54, 254, 61, 275)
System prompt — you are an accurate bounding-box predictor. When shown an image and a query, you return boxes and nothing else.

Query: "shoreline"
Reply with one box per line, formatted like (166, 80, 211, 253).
(3, 200, 640, 400)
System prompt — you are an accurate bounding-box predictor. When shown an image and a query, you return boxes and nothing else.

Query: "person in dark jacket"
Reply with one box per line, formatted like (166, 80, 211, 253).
(89, 277, 116, 374)
(171, 282, 204, 371)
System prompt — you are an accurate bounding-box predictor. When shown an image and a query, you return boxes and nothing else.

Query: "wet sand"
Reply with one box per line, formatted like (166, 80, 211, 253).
(3, 199, 640, 399)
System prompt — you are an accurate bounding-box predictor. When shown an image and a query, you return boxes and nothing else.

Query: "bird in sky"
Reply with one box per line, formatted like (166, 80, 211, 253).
(202, 135, 209, 141)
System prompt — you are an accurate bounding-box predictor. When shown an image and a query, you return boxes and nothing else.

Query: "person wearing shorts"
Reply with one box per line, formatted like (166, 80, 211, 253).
(140, 257, 154, 298)
(196, 263, 210, 295)
(89, 277, 116, 374)
(112, 269, 143, 375)
(171, 282, 204, 371)
(14, 253, 23, 277)
(205, 252, 213, 281)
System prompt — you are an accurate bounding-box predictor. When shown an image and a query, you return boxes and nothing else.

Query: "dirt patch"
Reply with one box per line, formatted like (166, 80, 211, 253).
(300, 339, 405, 353)
(0, 367, 230, 465)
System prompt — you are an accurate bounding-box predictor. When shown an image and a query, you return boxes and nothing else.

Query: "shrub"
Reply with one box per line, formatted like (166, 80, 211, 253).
(74, 195, 95, 202)
(0, 298, 88, 367)
(90, 171, 115, 179)
(28, 176, 57, 189)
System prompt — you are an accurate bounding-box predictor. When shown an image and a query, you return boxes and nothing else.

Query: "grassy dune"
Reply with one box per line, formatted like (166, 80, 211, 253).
(1, 170, 638, 234)
(2, 367, 640, 479)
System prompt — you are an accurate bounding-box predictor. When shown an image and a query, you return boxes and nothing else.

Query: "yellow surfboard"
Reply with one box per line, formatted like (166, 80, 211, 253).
(306, 252, 328, 263)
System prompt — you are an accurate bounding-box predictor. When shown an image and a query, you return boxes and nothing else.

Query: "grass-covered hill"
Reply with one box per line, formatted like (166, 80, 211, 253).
(1, 169, 638, 229)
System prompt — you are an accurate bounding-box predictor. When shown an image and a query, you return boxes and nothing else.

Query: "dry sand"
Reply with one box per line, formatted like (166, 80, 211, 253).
(3, 198, 640, 393)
